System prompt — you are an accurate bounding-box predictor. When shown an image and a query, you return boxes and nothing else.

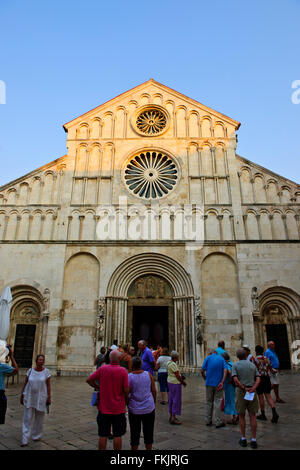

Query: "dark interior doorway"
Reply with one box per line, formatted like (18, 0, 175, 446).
(266, 324, 291, 370)
(132, 306, 169, 349)
(14, 324, 36, 368)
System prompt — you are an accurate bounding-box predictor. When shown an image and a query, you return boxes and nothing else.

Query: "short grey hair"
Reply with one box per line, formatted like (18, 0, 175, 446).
(171, 350, 179, 359)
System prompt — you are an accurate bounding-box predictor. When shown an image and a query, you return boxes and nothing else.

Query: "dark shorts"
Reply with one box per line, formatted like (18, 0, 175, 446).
(128, 410, 155, 447)
(256, 376, 272, 395)
(97, 412, 126, 438)
(158, 372, 169, 393)
(235, 388, 259, 415)
(0, 391, 7, 425)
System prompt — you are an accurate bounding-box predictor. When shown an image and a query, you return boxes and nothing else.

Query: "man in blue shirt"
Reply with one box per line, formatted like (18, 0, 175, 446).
(215, 341, 228, 357)
(201, 349, 228, 428)
(138, 340, 155, 376)
(0, 343, 19, 424)
(265, 341, 285, 403)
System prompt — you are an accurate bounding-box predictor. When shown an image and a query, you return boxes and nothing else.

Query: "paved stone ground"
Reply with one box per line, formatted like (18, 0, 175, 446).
(0, 372, 299, 450)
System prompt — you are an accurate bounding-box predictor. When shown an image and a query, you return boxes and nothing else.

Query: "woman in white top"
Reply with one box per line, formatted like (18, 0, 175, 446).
(154, 348, 171, 405)
(20, 354, 51, 446)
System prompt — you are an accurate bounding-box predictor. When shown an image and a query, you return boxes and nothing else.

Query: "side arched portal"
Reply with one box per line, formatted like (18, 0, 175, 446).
(254, 287, 300, 370)
(8, 285, 46, 368)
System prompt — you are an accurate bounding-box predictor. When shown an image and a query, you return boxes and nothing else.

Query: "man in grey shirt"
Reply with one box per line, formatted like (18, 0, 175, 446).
(232, 348, 261, 449)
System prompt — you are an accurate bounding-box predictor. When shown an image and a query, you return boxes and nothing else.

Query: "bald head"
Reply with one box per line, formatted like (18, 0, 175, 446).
(109, 349, 121, 364)
(138, 340, 146, 351)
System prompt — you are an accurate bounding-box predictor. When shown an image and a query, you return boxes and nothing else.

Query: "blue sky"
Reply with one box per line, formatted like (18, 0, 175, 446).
(0, 0, 299, 186)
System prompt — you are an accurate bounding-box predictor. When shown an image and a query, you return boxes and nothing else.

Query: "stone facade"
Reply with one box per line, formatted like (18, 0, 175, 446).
(0, 79, 299, 374)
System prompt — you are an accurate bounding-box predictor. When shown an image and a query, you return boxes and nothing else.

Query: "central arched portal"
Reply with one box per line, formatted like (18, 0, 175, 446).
(105, 253, 196, 369)
(128, 275, 174, 350)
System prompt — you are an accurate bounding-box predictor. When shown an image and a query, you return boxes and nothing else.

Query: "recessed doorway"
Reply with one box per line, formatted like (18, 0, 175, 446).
(266, 323, 291, 370)
(132, 306, 169, 349)
(14, 324, 36, 368)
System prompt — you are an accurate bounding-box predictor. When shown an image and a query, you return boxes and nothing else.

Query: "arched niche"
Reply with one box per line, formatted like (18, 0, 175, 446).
(58, 252, 100, 371)
(201, 253, 242, 358)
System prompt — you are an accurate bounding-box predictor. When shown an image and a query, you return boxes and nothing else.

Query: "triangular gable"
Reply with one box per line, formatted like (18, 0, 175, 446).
(63, 78, 241, 131)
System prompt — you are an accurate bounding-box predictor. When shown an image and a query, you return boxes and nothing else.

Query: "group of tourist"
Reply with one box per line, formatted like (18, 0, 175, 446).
(0, 337, 285, 450)
(200, 340, 283, 449)
(88, 339, 187, 450)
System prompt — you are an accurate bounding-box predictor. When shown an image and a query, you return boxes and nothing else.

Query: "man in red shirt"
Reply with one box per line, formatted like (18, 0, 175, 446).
(87, 349, 129, 450)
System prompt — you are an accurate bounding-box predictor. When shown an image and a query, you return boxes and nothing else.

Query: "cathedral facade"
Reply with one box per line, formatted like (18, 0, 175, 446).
(0, 79, 299, 374)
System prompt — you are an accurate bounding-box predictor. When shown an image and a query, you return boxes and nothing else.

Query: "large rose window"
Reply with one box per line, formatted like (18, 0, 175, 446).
(123, 151, 178, 199)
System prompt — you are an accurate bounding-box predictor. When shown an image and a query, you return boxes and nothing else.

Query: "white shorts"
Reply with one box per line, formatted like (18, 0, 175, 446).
(270, 372, 279, 385)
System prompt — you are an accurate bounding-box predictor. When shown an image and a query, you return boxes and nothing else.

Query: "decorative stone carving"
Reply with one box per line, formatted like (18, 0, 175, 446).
(135, 278, 145, 298)
(157, 278, 166, 298)
(97, 297, 106, 341)
(42, 288, 50, 316)
(130, 275, 172, 300)
(251, 287, 259, 312)
(14, 302, 40, 324)
(194, 296, 203, 345)
(146, 276, 155, 298)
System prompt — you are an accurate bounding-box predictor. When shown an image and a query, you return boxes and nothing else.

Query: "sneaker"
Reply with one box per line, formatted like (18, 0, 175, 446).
(250, 440, 258, 449)
(206, 422, 212, 426)
(239, 438, 247, 448)
(276, 399, 285, 403)
(257, 413, 267, 421)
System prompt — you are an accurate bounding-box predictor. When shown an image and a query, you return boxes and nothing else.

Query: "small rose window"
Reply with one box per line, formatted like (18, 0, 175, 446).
(136, 108, 167, 135)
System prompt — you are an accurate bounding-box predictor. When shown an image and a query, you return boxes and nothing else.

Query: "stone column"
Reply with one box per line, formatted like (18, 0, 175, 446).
(173, 296, 195, 369)
(96, 297, 106, 351)
(40, 288, 50, 353)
